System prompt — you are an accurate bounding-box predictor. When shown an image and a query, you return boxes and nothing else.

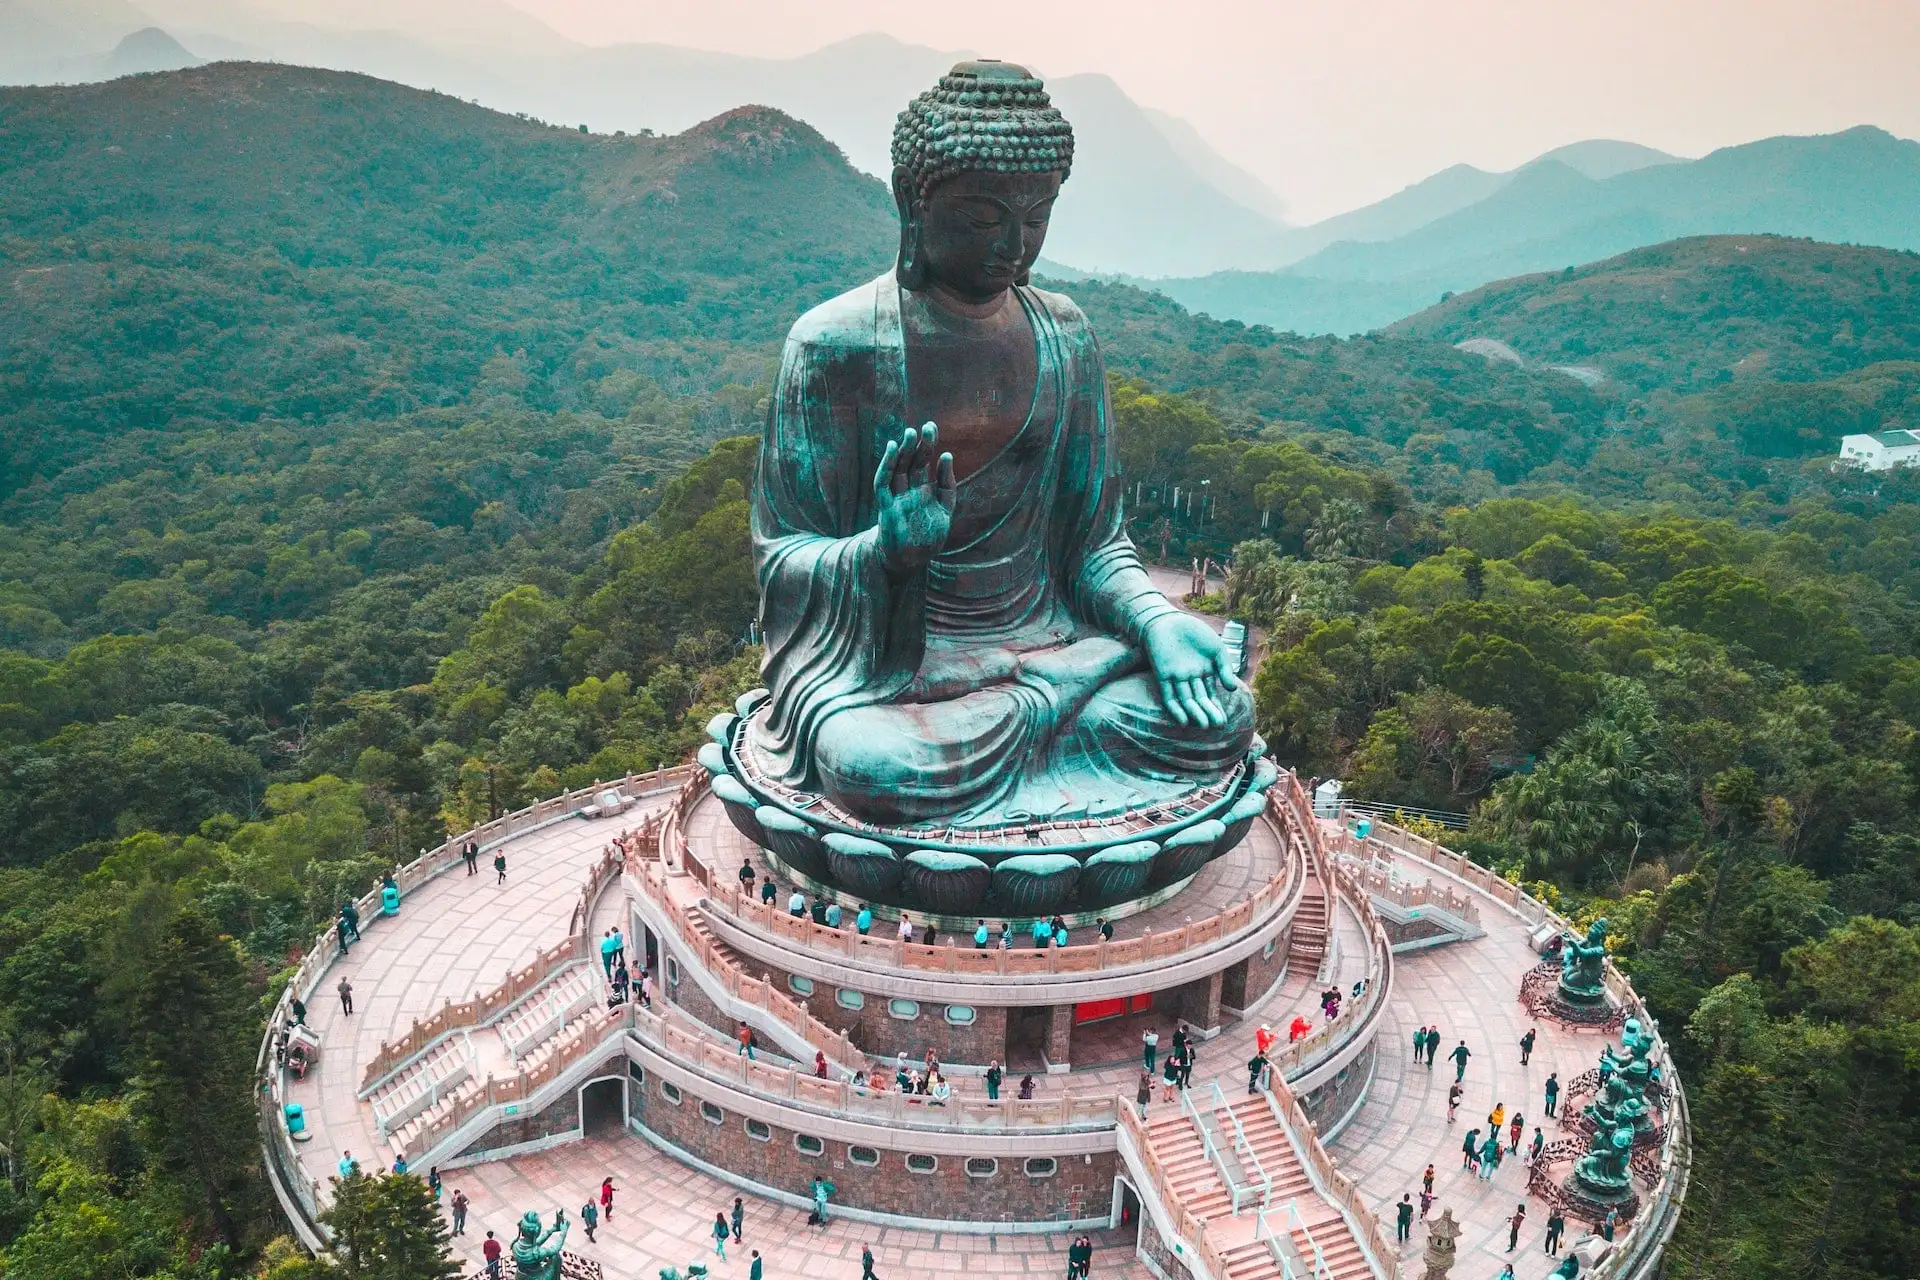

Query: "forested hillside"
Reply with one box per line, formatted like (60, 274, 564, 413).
(0, 62, 1915, 1280)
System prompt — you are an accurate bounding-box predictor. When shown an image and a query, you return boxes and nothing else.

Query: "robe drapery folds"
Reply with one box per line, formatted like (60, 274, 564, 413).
(750, 273, 1250, 827)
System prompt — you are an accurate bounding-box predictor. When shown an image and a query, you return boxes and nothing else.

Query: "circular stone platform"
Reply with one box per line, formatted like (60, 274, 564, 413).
(699, 690, 1277, 919)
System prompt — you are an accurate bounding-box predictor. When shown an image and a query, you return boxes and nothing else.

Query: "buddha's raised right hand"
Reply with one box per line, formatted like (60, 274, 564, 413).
(874, 422, 957, 574)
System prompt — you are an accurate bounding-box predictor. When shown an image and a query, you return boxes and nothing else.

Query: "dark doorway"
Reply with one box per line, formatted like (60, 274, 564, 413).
(581, 1078, 626, 1136)
(643, 926, 660, 976)
(1119, 1180, 1141, 1235)
(1007, 1005, 1050, 1071)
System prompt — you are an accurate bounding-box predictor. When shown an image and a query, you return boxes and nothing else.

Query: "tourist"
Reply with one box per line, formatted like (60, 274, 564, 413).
(1256, 1023, 1277, 1058)
(335, 913, 352, 954)
(1162, 1054, 1179, 1103)
(713, 1211, 730, 1258)
(1478, 1134, 1501, 1180)
(1179, 1045, 1196, 1089)
(1528, 1128, 1545, 1165)
(856, 904, 873, 935)
(761, 876, 777, 906)
(1461, 1128, 1480, 1170)
(1032, 916, 1053, 948)
(393, 1155, 408, 1175)
(338, 977, 354, 1017)
(483, 1231, 502, 1278)
(923, 921, 939, 945)
(930, 1074, 951, 1104)
(1418, 1188, 1434, 1219)
(600, 1176, 615, 1219)
(1450, 1040, 1471, 1081)
(1519, 1027, 1537, 1065)
(1137, 1070, 1153, 1115)
(337, 1150, 358, 1179)
(1396, 1194, 1413, 1243)
(898, 914, 916, 944)
(986, 1060, 1003, 1100)
(1422, 1164, 1435, 1197)
(1018, 1075, 1037, 1100)
(1099, 917, 1114, 941)
(810, 1175, 834, 1226)
(825, 900, 843, 928)
(1446, 1082, 1462, 1122)
(1413, 1025, 1425, 1062)
(340, 900, 361, 942)
(600, 929, 618, 978)
(581, 1197, 598, 1242)
(1067, 1233, 1093, 1280)
(813, 1049, 829, 1078)
(999, 921, 1013, 949)
(464, 838, 479, 874)
(811, 897, 829, 925)
(494, 850, 507, 884)
(638, 969, 653, 1007)
(1143, 1027, 1159, 1072)
(1544, 1073, 1559, 1117)
(1601, 1207, 1617, 1242)
(1495, 1265, 1514, 1280)
(1506, 1203, 1526, 1251)
(613, 959, 629, 1003)
(450, 1188, 469, 1235)
(1246, 1051, 1269, 1094)
(1508, 1111, 1525, 1153)
(290, 996, 306, 1026)
(1289, 1014, 1311, 1042)
(1543, 1210, 1566, 1255)
(750, 1250, 763, 1280)
(1053, 922, 1068, 947)
(1173, 1026, 1190, 1058)
(789, 889, 807, 918)
(1423, 1025, 1440, 1067)
(739, 858, 756, 892)
(1489, 1102, 1505, 1133)
(737, 1023, 755, 1060)
(862, 1243, 880, 1280)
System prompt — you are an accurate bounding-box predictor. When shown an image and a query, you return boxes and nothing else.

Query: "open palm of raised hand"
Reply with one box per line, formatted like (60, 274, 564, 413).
(874, 422, 958, 575)
(1143, 612, 1240, 730)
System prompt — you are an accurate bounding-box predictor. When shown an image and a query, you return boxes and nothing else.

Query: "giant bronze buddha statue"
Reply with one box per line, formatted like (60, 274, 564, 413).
(706, 61, 1268, 915)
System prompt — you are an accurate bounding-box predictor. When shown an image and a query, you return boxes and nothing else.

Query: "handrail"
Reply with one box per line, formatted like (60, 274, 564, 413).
(1259, 1200, 1331, 1280)
(1263, 1067, 1399, 1278)
(1210, 1079, 1271, 1213)
(1118, 1103, 1228, 1280)
(1178, 1080, 1233, 1206)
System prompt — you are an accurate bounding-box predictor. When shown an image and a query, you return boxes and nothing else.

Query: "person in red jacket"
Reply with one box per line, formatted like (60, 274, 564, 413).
(482, 1231, 502, 1278)
(599, 1176, 615, 1219)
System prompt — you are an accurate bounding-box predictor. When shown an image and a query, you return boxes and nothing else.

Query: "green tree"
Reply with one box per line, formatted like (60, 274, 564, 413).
(126, 905, 263, 1250)
(322, 1172, 459, 1280)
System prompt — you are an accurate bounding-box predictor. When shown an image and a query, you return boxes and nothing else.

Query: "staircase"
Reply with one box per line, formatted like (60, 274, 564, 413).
(1289, 869, 1330, 974)
(495, 964, 599, 1062)
(369, 1037, 473, 1137)
(1136, 1091, 1376, 1280)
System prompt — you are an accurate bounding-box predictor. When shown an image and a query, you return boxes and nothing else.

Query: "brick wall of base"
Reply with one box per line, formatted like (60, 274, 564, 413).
(629, 1068, 1116, 1223)
(1226, 928, 1290, 1014)
(459, 1054, 625, 1158)
(1380, 916, 1455, 947)
(1299, 1038, 1377, 1137)
(1136, 1209, 1197, 1280)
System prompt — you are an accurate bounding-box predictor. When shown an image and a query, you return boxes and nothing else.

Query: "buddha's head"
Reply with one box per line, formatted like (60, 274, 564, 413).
(891, 60, 1074, 301)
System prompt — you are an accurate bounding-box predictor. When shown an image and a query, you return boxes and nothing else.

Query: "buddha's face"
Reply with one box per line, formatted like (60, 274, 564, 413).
(898, 167, 1063, 303)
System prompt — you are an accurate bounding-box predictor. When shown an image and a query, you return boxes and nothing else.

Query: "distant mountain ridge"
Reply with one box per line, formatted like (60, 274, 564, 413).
(1152, 126, 1920, 335)
(0, 2, 1290, 278)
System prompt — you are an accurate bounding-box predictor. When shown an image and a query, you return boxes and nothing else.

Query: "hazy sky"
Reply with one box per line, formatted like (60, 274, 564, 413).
(498, 0, 1920, 222)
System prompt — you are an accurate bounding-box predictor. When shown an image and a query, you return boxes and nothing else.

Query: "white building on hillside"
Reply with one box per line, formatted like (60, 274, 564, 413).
(1838, 429, 1920, 471)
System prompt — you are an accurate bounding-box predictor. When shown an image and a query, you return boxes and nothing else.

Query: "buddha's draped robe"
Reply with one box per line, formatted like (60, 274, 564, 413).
(750, 274, 1252, 827)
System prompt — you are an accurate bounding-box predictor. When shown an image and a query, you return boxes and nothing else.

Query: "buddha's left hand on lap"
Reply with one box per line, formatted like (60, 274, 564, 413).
(1141, 613, 1239, 729)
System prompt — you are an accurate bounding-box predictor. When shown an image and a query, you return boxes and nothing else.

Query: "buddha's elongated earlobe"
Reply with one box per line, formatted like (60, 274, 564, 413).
(898, 215, 928, 290)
